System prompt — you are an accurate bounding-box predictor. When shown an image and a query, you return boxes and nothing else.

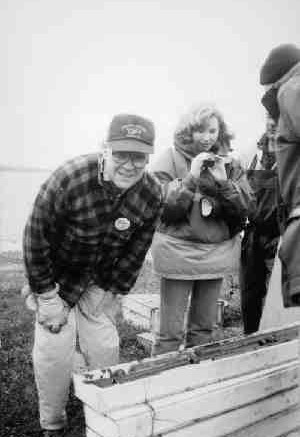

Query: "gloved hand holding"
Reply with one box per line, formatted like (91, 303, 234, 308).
(207, 156, 227, 181)
(104, 290, 123, 321)
(37, 287, 70, 333)
(78, 286, 122, 322)
(190, 152, 227, 181)
(22, 284, 69, 333)
(21, 284, 38, 311)
(190, 152, 216, 178)
(92, 289, 123, 322)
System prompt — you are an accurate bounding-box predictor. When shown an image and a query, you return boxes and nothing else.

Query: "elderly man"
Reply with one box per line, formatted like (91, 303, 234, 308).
(22, 113, 163, 437)
(260, 43, 300, 307)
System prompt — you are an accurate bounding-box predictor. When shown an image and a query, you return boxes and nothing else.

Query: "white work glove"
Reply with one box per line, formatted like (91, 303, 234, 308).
(37, 289, 70, 333)
(94, 290, 123, 322)
(105, 291, 123, 321)
(190, 152, 227, 181)
(78, 286, 123, 322)
(22, 284, 70, 333)
(21, 284, 38, 311)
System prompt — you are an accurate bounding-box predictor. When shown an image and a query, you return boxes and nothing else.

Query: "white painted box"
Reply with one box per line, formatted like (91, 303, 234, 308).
(74, 324, 300, 437)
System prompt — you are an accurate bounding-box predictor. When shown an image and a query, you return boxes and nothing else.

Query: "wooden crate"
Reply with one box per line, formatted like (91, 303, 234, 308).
(73, 324, 300, 437)
(122, 294, 228, 332)
(122, 294, 160, 331)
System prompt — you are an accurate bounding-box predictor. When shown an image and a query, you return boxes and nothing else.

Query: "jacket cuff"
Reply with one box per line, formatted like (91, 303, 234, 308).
(37, 286, 59, 300)
(33, 283, 57, 296)
(216, 179, 236, 195)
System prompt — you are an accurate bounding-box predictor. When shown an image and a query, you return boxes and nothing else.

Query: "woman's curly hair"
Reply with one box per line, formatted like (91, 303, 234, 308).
(174, 103, 234, 154)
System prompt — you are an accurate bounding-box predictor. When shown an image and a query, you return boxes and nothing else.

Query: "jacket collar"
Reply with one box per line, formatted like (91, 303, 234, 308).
(275, 61, 300, 89)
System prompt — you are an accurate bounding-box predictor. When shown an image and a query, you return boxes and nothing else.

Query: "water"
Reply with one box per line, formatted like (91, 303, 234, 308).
(0, 169, 153, 258)
(0, 170, 50, 252)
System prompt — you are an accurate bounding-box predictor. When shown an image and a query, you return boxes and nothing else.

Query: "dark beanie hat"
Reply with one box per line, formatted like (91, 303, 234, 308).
(260, 43, 300, 85)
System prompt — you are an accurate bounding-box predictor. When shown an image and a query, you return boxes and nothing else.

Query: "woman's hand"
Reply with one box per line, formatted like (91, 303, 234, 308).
(190, 153, 227, 181)
(208, 157, 227, 181)
(190, 152, 215, 178)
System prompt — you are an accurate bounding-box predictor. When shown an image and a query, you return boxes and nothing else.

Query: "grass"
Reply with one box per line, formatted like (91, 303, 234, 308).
(0, 253, 242, 437)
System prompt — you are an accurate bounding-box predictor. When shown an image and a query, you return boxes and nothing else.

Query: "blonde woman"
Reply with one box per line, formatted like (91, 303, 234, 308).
(150, 103, 253, 355)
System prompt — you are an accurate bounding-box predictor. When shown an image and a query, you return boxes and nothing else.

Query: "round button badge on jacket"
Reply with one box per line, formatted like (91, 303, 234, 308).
(200, 198, 213, 217)
(114, 217, 131, 231)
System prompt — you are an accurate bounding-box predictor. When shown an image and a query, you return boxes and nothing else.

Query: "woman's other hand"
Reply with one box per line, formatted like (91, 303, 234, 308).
(208, 156, 227, 181)
(190, 152, 215, 178)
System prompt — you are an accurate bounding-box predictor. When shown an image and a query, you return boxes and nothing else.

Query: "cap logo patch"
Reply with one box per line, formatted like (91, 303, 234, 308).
(122, 124, 147, 139)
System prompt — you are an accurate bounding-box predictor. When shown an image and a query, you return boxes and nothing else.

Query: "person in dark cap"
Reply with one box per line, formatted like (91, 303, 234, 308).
(22, 113, 163, 437)
(260, 43, 300, 307)
(240, 115, 281, 334)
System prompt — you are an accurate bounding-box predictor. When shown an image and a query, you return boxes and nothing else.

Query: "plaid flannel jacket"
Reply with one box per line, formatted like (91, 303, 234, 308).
(23, 154, 163, 307)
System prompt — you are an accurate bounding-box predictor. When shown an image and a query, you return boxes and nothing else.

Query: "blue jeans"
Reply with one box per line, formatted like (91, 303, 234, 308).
(152, 277, 223, 355)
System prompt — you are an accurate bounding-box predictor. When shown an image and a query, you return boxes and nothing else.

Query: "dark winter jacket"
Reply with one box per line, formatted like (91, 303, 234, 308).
(153, 147, 252, 243)
(149, 146, 253, 280)
(246, 150, 281, 238)
(273, 62, 300, 306)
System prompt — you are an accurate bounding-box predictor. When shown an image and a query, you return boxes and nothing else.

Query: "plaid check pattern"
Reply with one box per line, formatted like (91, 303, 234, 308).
(23, 154, 163, 307)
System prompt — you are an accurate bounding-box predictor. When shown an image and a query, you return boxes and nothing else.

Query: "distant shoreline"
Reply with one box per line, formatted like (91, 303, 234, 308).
(0, 166, 51, 173)
(0, 250, 23, 263)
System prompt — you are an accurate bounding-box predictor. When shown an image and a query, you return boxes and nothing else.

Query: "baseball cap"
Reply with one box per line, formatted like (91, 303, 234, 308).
(106, 114, 155, 154)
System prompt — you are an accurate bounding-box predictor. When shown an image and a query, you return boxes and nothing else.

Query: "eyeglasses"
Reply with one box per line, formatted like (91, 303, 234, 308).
(112, 151, 148, 168)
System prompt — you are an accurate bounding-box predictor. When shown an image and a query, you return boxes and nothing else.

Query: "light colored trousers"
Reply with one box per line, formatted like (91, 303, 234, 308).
(152, 277, 223, 355)
(33, 285, 121, 431)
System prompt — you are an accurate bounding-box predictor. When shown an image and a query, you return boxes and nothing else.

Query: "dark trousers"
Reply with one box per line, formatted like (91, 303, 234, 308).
(240, 228, 279, 334)
(152, 277, 223, 355)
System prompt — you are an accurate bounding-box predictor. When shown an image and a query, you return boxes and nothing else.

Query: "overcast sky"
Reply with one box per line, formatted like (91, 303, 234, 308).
(2, 0, 300, 168)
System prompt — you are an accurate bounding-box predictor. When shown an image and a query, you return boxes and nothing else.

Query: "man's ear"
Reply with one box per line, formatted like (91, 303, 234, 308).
(102, 148, 109, 159)
(102, 143, 112, 160)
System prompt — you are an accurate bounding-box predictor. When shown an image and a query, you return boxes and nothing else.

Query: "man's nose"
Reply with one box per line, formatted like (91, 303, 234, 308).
(122, 158, 136, 169)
